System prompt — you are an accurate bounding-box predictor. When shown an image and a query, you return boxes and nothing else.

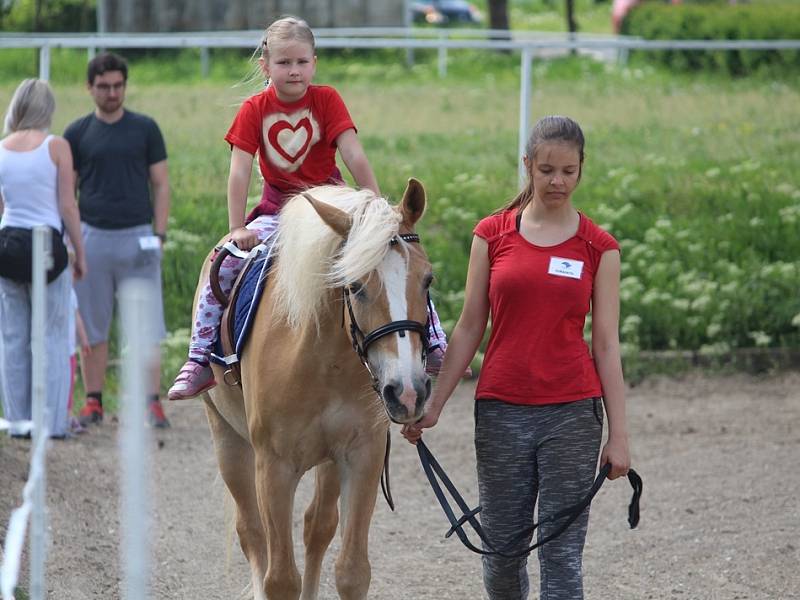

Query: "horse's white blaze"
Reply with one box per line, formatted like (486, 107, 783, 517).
(381, 251, 418, 391)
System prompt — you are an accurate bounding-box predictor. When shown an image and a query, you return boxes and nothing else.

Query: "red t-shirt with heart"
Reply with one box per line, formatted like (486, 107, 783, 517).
(225, 84, 355, 218)
(473, 209, 620, 406)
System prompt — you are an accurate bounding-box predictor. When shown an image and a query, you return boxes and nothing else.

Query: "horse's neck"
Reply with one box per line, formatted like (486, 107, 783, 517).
(304, 288, 351, 354)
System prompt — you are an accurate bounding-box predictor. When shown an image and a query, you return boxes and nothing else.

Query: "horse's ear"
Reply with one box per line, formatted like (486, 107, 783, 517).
(303, 192, 352, 239)
(401, 178, 426, 228)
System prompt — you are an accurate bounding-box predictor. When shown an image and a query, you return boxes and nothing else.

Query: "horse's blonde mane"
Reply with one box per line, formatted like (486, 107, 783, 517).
(271, 186, 402, 329)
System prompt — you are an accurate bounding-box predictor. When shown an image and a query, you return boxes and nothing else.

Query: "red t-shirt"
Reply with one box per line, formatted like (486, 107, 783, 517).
(225, 84, 355, 218)
(473, 209, 620, 406)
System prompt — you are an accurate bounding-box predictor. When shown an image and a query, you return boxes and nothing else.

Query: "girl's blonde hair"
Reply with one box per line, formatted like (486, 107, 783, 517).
(261, 16, 315, 58)
(3, 78, 55, 135)
(497, 115, 586, 214)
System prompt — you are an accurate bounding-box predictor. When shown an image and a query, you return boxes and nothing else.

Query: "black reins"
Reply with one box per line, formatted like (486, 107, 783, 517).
(417, 438, 642, 558)
(341, 231, 430, 512)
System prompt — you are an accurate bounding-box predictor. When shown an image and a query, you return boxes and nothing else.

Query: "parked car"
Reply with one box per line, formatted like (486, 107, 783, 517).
(411, 1, 483, 26)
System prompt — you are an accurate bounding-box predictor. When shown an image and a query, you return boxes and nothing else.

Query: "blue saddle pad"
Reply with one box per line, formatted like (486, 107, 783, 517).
(211, 253, 272, 366)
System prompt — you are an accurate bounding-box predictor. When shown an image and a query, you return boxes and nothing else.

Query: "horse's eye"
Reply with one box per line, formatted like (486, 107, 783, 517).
(424, 274, 434, 290)
(350, 282, 365, 299)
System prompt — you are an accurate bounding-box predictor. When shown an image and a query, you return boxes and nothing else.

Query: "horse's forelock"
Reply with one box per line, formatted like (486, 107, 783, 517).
(330, 193, 401, 287)
(271, 186, 400, 329)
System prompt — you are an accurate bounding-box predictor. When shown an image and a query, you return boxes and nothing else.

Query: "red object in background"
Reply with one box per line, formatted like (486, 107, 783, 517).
(612, 0, 641, 33)
(612, 0, 682, 34)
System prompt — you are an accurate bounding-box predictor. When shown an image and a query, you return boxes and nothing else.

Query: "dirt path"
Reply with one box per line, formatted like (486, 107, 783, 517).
(1, 373, 799, 599)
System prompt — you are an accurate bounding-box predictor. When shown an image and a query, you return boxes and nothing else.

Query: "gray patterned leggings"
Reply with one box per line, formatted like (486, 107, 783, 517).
(474, 398, 604, 600)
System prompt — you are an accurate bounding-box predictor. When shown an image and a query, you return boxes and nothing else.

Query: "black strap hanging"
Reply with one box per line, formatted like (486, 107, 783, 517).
(416, 439, 642, 558)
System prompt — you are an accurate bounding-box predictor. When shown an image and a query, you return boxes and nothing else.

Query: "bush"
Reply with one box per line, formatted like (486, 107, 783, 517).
(621, 2, 800, 75)
(0, 0, 95, 32)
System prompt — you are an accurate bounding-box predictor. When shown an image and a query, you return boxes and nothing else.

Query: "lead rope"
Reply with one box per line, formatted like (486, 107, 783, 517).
(380, 430, 395, 511)
(417, 438, 642, 557)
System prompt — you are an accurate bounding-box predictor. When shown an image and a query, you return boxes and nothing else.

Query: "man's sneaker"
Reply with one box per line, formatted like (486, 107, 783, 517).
(78, 397, 103, 426)
(167, 360, 216, 401)
(147, 399, 171, 429)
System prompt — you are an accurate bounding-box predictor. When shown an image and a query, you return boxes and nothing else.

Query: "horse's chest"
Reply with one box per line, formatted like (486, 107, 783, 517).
(319, 402, 376, 445)
(271, 399, 381, 466)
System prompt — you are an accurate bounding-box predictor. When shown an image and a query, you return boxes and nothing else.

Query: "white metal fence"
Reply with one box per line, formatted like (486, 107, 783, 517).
(1, 28, 798, 184)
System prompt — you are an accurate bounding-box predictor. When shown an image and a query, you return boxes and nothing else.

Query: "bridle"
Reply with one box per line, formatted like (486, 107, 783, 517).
(341, 231, 431, 512)
(341, 232, 431, 394)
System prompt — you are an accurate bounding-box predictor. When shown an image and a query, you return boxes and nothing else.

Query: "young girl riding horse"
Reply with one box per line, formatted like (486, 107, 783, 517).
(169, 16, 449, 400)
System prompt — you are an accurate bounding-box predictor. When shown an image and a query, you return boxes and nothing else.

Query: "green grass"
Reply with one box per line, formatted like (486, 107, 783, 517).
(0, 48, 798, 403)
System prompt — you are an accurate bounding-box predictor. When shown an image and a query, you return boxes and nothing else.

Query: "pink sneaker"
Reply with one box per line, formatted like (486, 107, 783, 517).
(168, 360, 216, 401)
(425, 346, 473, 378)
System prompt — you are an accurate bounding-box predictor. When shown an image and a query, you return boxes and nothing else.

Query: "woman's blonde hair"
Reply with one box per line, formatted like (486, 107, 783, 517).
(261, 16, 315, 59)
(3, 78, 55, 135)
(497, 115, 586, 214)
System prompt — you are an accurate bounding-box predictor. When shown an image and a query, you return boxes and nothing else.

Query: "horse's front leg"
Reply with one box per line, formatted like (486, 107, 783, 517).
(205, 398, 268, 600)
(301, 461, 341, 600)
(334, 432, 386, 600)
(255, 452, 303, 600)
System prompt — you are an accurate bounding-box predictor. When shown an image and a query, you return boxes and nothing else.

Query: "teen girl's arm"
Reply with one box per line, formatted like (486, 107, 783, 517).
(592, 249, 631, 480)
(401, 235, 490, 444)
(335, 129, 380, 196)
(51, 136, 87, 280)
(149, 160, 170, 244)
(227, 146, 260, 250)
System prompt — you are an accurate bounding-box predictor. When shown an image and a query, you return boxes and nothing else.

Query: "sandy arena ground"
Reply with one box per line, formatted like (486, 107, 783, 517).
(1, 372, 798, 599)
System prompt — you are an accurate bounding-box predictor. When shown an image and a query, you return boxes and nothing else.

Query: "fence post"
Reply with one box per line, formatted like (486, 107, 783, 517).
(518, 47, 533, 188)
(29, 226, 51, 600)
(38, 45, 50, 82)
(119, 279, 155, 600)
(438, 32, 447, 78)
(200, 46, 210, 78)
(404, 0, 415, 68)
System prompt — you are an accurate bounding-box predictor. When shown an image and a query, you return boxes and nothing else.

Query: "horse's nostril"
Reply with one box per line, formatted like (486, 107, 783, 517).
(382, 383, 410, 420)
(382, 383, 400, 404)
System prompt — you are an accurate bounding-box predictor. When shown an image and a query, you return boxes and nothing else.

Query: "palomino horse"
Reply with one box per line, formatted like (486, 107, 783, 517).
(198, 179, 433, 599)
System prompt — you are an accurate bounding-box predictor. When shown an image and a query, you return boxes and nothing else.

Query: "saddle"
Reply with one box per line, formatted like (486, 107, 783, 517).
(210, 241, 275, 387)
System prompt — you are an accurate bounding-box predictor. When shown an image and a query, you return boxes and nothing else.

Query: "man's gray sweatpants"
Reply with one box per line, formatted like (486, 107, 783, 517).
(475, 397, 604, 600)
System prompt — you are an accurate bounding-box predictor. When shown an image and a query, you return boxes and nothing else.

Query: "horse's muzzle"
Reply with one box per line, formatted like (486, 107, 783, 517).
(382, 376, 431, 424)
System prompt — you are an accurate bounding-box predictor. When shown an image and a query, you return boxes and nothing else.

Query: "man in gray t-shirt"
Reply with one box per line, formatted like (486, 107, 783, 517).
(64, 52, 171, 428)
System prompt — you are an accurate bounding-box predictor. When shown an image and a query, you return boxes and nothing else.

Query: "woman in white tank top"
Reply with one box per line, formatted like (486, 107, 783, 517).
(0, 78, 86, 439)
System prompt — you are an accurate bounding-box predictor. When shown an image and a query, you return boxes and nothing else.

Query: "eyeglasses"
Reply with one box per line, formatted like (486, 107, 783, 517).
(93, 82, 126, 93)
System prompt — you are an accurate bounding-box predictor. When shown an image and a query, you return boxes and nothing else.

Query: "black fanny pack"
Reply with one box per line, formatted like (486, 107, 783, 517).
(0, 226, 69, 283)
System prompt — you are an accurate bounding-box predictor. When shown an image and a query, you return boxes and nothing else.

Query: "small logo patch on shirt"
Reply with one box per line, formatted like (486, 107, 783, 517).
(548, 256, 583, 279)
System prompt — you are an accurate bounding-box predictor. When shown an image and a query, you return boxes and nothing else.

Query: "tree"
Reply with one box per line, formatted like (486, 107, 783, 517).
(565, 0, 578, 35)
(487, 0, 509, 31)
